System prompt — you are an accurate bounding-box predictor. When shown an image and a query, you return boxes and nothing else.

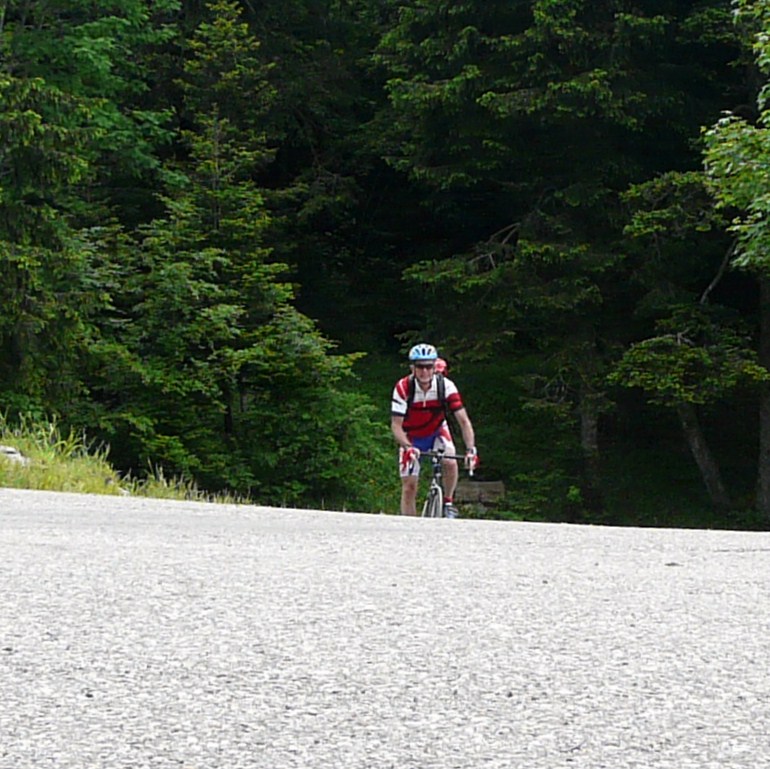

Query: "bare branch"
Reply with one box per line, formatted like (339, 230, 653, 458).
(700, 240, 737, 305)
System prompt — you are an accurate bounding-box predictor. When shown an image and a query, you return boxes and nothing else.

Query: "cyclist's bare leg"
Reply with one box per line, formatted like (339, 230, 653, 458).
(442, 458, 458, 501)
(401, 475, 419, 516)
(436, 425, 458, 503)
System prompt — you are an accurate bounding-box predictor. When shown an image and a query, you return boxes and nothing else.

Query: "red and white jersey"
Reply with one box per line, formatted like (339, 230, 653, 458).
(391, 375, 464, 439)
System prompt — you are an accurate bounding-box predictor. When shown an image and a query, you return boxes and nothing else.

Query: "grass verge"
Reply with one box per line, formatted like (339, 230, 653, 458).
(0, 414, 242, 503)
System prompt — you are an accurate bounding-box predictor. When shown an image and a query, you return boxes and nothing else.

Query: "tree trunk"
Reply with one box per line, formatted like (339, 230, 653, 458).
(675, 402, 731, 511)
(578, 385, 605, 515)
(756, 276, 770, 518)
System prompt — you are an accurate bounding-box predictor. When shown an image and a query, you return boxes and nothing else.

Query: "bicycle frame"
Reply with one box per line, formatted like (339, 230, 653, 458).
(419, 448, 472, 518)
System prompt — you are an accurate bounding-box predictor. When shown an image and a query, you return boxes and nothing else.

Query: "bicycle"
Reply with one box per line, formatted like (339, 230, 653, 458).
(419, 448, 474, 518)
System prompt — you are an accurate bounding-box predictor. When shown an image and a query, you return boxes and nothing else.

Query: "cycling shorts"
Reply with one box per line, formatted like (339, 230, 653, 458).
(399, 423, 457, 478)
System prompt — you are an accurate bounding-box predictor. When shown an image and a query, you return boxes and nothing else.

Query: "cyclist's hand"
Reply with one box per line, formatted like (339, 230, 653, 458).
(464, 447, 479, 472)
(400, 445, 420, 471)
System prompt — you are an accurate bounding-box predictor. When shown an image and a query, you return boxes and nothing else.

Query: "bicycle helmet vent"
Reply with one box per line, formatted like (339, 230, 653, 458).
(408, 343, 438, 362)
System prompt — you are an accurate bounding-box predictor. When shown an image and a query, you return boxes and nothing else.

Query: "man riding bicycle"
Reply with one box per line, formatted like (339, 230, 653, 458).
(391, 343, 479, 517)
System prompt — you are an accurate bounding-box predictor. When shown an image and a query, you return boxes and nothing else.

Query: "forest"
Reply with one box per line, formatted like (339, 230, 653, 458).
(4, 0, 770, 526)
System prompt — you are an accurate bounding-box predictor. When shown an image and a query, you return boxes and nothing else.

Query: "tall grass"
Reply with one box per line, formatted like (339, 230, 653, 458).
(0, 414, 242, 503)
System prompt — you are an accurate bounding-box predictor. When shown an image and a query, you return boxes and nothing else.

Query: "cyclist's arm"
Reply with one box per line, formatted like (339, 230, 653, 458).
(391, 415, 412, 449)
(453, 407, 476, 452)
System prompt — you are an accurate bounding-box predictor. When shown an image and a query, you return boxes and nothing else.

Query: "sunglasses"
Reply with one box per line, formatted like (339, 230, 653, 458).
(414, 363, 434, 370)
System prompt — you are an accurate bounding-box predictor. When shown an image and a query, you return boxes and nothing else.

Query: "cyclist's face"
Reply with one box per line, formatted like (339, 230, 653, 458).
(412, 362, 435, 383)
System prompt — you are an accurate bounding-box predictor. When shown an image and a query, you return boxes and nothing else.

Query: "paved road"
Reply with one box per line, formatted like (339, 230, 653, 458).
(1, 488, 770, 768)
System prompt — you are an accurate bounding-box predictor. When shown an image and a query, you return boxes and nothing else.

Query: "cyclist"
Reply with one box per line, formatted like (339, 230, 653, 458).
(391, 343, 479, 516)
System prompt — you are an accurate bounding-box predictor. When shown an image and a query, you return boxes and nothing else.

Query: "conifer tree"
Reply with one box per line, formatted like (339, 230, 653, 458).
(90, 0, 388, 504)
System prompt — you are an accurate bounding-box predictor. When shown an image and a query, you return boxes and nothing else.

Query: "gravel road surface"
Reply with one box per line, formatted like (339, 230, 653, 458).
(1, 488, 770, 768)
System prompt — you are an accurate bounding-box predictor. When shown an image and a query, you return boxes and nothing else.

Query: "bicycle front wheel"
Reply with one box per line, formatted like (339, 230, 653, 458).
(421, 486, 444, 518)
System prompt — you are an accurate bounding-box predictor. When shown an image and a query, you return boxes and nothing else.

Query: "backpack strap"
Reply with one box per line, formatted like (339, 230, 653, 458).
(436, 374, 451, 432)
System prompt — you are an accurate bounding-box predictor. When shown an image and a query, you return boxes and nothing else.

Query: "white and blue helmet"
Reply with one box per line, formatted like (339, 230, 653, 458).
(408, 343, 438, 362)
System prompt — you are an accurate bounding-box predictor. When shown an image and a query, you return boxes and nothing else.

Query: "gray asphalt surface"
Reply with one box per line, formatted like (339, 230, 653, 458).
(1, 488, 770, 768)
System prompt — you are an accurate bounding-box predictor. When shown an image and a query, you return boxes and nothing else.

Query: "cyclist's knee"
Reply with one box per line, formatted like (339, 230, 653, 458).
(443, 458, 458, 474)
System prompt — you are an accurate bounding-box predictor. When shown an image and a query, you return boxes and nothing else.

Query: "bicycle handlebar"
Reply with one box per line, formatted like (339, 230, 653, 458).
(421, 450, 465, 461)
(420, 449, 476, 476)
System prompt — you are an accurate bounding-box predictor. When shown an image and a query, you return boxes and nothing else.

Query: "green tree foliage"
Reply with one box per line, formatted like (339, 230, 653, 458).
(0, 66, 94, 414)
(704, 0, 770, 518)
(610, 314, 766, 407)
(228, 0, 412, 349)
(0, 0, 178, 416)
(2, 0, 767, 520)
(2, 0, 179, 217)
(372, 0, 745, 516)
(604, 170, 760, 509)
(86, 0, 392, 507)
(609, 304, 767, 510)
